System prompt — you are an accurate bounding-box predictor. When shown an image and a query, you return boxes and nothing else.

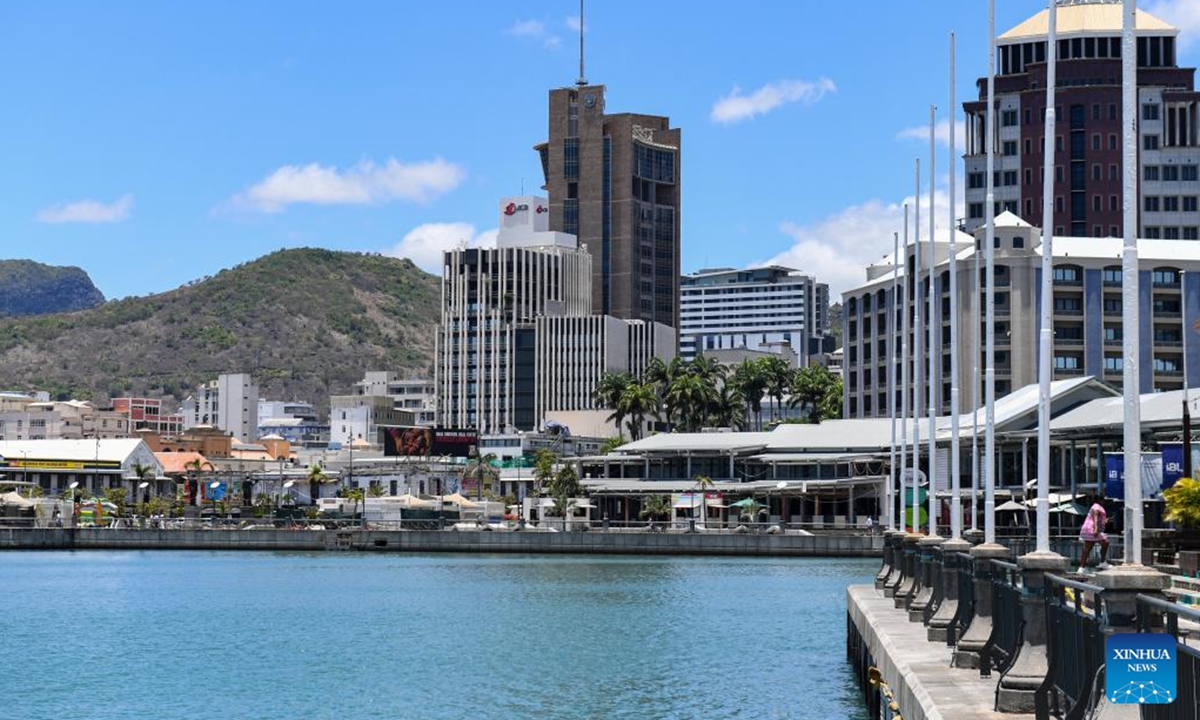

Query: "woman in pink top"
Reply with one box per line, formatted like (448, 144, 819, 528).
(1078, 496, 1109, 571)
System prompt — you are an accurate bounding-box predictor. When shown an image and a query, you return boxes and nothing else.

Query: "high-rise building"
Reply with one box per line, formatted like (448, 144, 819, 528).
(536, 84, 682, 329)
(962, 2, 1198, 239)
(678, 266, 828, 366)
(436, 197, 592, 433)
(181, 373, 259, 442)
(353, 371, 436, 426)
(840, 214, 1200, 419)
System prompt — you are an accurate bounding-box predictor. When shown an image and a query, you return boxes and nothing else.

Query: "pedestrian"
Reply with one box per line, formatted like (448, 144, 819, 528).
(52, 507, 62, 528)
(865, 515, 875, 534)
(1078, 495, 1110, 572)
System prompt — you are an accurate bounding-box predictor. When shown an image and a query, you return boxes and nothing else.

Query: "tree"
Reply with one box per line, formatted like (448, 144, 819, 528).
(665, 373, 715, 432)
(183, 457, 214, 506)
(692, 474, 715, 529)
(131, 461, 154, 508)
(307, 463, 327, 506)
(595, 371, 633, 437)
(464, 451, 499, 500)
(345, 487, 366, 520)
(638, 495, 671, 522)
(1164, 477, 1200, 527)
(710, 381, 747, 430)
(367, 484, 388, 498)
(760, 355, 794, 422)
(546, 463, 583, 519)
(532, 449, 558, 497)
(104, 487, 128, 519)
(730, 359, 768, 430)
(615, 382, 661, 441)
(789, 363, 844, 424)
(599, 435, 628, 455)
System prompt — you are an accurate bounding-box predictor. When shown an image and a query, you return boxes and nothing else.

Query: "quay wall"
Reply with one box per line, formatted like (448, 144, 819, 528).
(0, 528, 883, 557)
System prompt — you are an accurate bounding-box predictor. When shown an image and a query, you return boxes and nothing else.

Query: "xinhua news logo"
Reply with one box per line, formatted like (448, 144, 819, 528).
(1106, 633, 1176, 705)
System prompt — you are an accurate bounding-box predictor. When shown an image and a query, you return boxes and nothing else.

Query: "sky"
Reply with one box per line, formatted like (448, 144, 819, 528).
(2, 0, 1198, 300)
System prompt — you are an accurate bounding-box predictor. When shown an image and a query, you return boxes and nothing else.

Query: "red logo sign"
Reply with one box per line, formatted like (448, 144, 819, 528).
(536, 205, 546, 214)
(504, 202, 531, 216)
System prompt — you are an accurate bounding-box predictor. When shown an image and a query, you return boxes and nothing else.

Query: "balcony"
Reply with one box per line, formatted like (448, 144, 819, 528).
(1054, 338, 1085, 347)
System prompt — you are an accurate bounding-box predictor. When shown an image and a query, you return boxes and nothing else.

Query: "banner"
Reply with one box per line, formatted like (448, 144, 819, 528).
(1105, 453, 1163, 500)
(382, 427, 477, 458)
(1159, 443, 1200, 490)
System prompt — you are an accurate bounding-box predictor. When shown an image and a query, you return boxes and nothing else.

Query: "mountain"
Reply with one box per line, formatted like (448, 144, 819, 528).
(0, 259, 105, 317)
(0, 248, 440, 414)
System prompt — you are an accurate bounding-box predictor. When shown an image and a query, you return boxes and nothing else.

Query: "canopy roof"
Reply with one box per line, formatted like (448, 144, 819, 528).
(999, 5, 1175, 42)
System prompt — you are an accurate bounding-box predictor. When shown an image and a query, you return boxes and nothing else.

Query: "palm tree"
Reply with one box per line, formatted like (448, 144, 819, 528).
(692, 474, 715, 529)
(690, 354, 728, 386)
(465, 451, 499, 500)
(183, 457, 214, 506)
(665, 373, 715, 432)
(367, 484, 388, 498)
(596, 372, 634, 435)
(730, 359, 768, 430)
(710, 382, 747, 430)
(307, 463, 327, 506)
(789, 363, 843, 424)
(1164, 477, 1200, 527)
(638, 495, 672, 526)
(618, 382, 661, 441)
(345, 487, 366, 520)
(599, 435, 628, 455)
(131, 461, 155, 509)
(760, 355, 794, 423)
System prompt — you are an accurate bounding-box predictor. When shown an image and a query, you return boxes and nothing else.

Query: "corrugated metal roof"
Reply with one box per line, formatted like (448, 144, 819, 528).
(1052, 388, 1200, 431)
(0, 438, 145, 463)
(999, 5, 1175, 41)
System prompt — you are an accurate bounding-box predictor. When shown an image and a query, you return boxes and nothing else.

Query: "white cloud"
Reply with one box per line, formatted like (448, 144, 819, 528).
(231, 158, 464, 213)
(710, 77, 836, 124)
(1145, 0, 1200, 50)
(506, 18, 562, 49)
(897, 118, 966, 150)
(385, 222, 498, 273)
(765, 186, 966, 298)
(35, 194, 133, 224)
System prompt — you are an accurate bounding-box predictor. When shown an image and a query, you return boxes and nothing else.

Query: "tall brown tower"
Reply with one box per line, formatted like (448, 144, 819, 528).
(536, 84, 682, 329)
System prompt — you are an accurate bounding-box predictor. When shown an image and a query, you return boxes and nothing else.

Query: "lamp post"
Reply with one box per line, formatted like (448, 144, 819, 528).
(68, 480, 79, 528)
(209, 480, 221, 524)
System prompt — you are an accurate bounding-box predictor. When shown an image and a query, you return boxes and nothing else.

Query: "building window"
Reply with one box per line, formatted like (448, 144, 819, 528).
(1143, 103, 1160, 121)
(1183, 165, 1198, 181)
(1145, 166, 1160, 181)
(1053, 356, 1081, 370)
(968, 202, 984, 219)
(1164, 227, 1181, 239)
(1092, 134, 1101, 150)
(1093, 164, 1101, 181)
(1052, 266, 1081, 283)
(1104, 298, 1122, 313)
(1185, 227, 1199, 240)
(1025, 138, 1033, 156)
(1144, 135, 1160, 151)
(1152, 269, 1179, 286)
(1164, 196, 1180, 212)
(1155, 357, 1181, 373)
(1145, 196, 1160, 212)
(1110, 195, 1119, 212)
(1186, 197, 1199, 213)
(968, 172, 985, 189)
(1162, 165, 1180, 182)
(1104, 356, 1124, 372)
(1002, 109, 1018, 126)
(1109, 164, 1118, 181)
(1103, 268, 1121, 285)
(1003, 140, 1018, 156)
(1145, 226, 1161, 238)
(1109, 134, 1118, 150)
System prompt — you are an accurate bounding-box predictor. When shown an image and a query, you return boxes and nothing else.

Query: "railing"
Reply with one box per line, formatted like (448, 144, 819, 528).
(947, 552, 976, 646)
(1137, 595, 1200, 720)
(1040, 574, 1106, 720)
(982, 559, 1023, 678)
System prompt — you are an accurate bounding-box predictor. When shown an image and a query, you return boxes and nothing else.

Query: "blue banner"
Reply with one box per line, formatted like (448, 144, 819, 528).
(1105, 456, 1124, 500)
(1159, 443, 1199, 490)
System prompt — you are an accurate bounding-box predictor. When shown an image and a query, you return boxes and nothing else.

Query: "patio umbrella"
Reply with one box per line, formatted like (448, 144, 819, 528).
(996, 500, 1027, 512)
(1050, 501, 1088, 515)
(729, 498, 760, 508)
(0, 491, 35, 509)
(441, 492, 480, 509)
(395, 493, 433, 509)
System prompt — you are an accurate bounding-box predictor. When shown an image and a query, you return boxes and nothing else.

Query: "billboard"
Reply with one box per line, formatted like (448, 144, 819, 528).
(382, 427, 478, 459)
(1159, 443, 1200, 490)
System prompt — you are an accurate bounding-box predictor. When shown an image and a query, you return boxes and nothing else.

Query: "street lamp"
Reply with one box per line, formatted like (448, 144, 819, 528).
(209, 480, 221, 523)
(68, 481, 79, 527)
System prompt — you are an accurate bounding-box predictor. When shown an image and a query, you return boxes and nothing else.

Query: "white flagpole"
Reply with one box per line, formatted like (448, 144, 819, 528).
(949, 30, 962, 540)
(1035, 0, 1058, 555)
(1122, 0, 1144, 565)
(984, 0, 998, 546)
(914, 159, 924, 533)
(889, 230, 900, 531)
(928, 103, 940, 537)
(901, 205, 911, 532)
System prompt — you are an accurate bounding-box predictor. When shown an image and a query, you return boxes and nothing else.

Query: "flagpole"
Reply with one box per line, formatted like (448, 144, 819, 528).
(889, 230, 900, 531)
(901, 205, 911, 532)
(1121, 0, 1144, 566)
(913, 159, 924, 533)
(983, 0, 998, 547)
(928, 103, 940, 537)
(949, 30, 962, 540)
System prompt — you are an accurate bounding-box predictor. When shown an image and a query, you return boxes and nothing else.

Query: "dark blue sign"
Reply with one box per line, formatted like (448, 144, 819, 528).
(1105, 455, 1124, 500)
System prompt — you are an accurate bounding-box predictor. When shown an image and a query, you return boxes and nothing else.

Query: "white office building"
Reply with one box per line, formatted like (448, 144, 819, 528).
(181, 373, 259, 443)
(679, 266, 828, 366)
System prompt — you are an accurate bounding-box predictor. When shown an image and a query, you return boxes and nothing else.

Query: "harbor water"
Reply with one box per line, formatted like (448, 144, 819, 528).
(1, 551, 874, 719)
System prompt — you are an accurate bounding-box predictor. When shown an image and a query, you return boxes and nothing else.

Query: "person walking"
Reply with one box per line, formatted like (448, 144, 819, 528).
(1078, 496, 1110, 572)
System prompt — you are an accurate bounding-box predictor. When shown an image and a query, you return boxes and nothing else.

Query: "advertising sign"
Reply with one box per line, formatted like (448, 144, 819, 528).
(1105, 453, 1164, 500)
(1158, 443, 1200, 490)
(382, 427, 478, 458)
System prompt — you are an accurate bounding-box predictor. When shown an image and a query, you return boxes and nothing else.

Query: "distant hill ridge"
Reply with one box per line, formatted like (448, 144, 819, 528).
(0, 259, 105, 317)
(0, 248, 440, 413)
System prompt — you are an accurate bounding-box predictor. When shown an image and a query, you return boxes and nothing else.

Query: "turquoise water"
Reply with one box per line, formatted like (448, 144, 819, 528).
(1, 552, 874, 719)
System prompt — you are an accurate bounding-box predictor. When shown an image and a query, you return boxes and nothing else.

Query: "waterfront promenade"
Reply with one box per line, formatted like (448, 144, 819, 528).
(0, 526, 883, 556)
(848, 585, 1032, 720)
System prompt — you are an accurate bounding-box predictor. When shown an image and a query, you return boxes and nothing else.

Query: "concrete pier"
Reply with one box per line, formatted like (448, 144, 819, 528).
(0, 527, 883, 557)
(847, 585, 1034, 720)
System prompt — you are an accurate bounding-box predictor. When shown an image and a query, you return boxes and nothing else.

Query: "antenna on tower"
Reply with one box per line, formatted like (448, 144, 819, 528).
(576, 0, 587, 86)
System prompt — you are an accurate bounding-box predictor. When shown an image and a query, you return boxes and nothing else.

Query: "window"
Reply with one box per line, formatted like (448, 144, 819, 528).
(1145, 166, 1160, 182)
(1003, 140, 1018, 156)
(1013, 236, 1025, 249)
(1145, 226, 1162, 239)
(1104, 326, 1123, 342)
(1104, 298, 1122, 313)
(1163, 165, 1179, 182)
(1110, 164, 1118, 181)
(1025, 168, 1033, 186)
(1053, 296, 1082, 313)
(1053, 355, 1081, 370)
(1183, 165, 1199, 181)
(1093, 164, 1101, 181)
(1144, 135, 1160, 151)
(1104, 356, 1124, 372)
(1164, 227, 1181, 239)
(1143, 103, 1160, 121)
(1025, 138, 1033, 156)
(1110, 195, 1119, 212)
(1153, 269, 1179, 285)
(1155, 357, 1181, 373)
(968, 202, 984, 219)
(1092, 134, 1101, 150)
(1053, 266, 1081, 283)
(968, 172, 985, 189)
(1164, 196, 1180, 212)
(1145, 196, 1161, 212)
(1002, 109, 1018, 126)
(1187, 197, 1199, 213)
(1004, 170, 1017, 186)
(1093, 195, 1102, 212)
(1109, 134, 1118, 150)
(1185, 227, 1199, 240)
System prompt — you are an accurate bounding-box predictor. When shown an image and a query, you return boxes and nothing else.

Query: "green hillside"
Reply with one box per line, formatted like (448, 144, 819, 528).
(0, 259, 105, 316)
(0, 248, 440, 413)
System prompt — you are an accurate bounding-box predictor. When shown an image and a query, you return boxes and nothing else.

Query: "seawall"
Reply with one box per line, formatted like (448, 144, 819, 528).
(0, 527, 883, 557)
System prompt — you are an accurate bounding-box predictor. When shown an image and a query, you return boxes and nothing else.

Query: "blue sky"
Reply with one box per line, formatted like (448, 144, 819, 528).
(2, 0, 1197, 299)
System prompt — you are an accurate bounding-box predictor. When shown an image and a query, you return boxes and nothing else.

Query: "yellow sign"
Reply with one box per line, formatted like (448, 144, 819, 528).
(10, 460, 86, 470)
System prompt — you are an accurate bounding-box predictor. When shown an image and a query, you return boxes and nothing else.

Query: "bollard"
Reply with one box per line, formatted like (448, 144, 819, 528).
(952, 542, 1011, 669)
(876, 529, 900, 590)
(908, 536, 944, 622)
(927, 537, 972, 641)
(883, 531, 907, 597)
(894, 533, 923, 609)
(994, 550, 1071, 713)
